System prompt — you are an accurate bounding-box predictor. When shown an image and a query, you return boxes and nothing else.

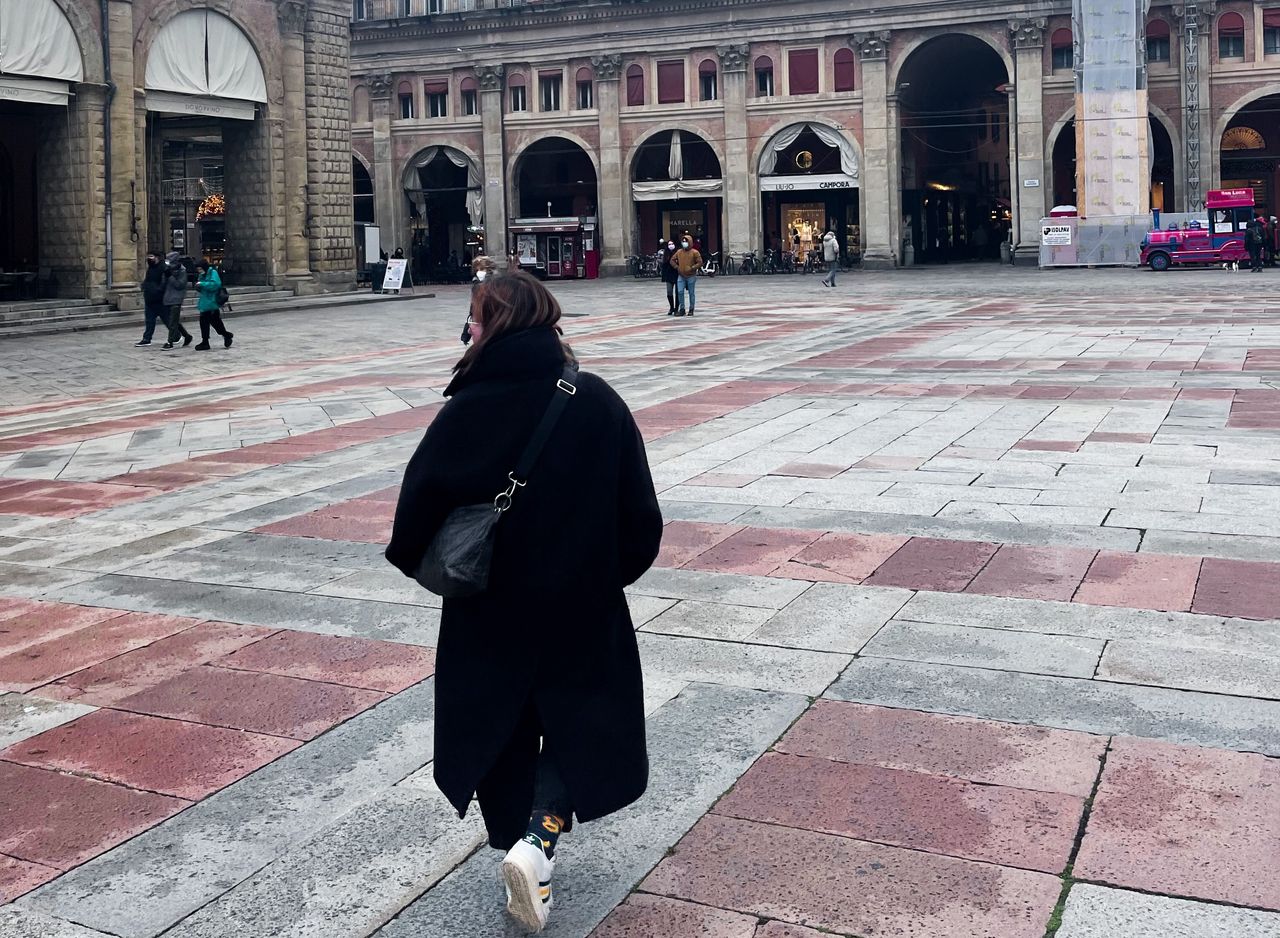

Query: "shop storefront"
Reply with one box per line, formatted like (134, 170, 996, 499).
(509, 216, 599, 279)
(760, 173, 860, 261)
(632, 182, 722, 258)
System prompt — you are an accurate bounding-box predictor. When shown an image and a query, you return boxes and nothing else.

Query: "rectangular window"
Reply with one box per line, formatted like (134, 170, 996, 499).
(352, 0, 365, 20)
(699, 71, 717, 101)
(427, 92, 447, 117)
(656, 60, 684, 104)
(539, 74, 561, 111)
(1267, 14, 1280, 54)
(577, 80, 593, 109)
(1220, 34, 1245, 58)
(1052, 45, 1073, 69)
(1147, 35, 1171, 61)
(510, 85, 526, 112)
(398, 93, 414, 119)
(787, 48, 819, 95)
(462, 89, 478, 114)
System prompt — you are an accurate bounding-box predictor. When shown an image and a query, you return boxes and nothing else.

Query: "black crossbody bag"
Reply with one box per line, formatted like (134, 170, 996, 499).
(413, 365, 578, 598)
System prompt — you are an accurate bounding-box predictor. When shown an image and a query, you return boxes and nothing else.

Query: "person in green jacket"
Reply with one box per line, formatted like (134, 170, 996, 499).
(193, 262, 234, 350)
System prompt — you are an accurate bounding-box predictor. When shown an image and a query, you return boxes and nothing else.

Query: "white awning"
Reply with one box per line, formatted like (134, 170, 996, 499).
(0, 0, 83, 105)
(632, 179, 724, 202)
(144, 89, 256, 120)
(0, 75, 71, 106)
(145, 9, 266, 105)
(760, 172, 858, 193)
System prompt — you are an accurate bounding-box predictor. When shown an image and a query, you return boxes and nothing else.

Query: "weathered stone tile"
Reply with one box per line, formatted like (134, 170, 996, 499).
(747, 583, 909, 653)
(591, 894, 758, 938)
(640, 600, 775, 641)
(1056, 884, 1280, 938)
(631, 568, 812, 609)
(865, 620, 1103, 678)
(637, 633, 848, 696)
(0, 908, 116, 937)
(0, 693, 94, 749)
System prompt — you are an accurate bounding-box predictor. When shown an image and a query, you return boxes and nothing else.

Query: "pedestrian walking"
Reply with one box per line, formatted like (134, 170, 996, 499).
(193, 262, 233, 349)
(385, 270, 663, 933)
(161, 253, 193, 349)
(1247, 216, 1265, 272)
(670, 235, 703, 316)
(136, 251, 172, 346)
(659, 239, 679, 315)
(461, 255, 497, 344)
(819, 230, 839, 287)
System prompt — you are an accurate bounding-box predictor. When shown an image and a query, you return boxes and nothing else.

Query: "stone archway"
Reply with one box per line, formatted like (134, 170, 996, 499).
(1219, 89, 1280, 213)
(628, 128, 724, 258)
(401, 144, 484, 280)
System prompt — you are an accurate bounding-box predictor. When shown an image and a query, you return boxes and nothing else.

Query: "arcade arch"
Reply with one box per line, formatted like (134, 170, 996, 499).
(510, 137, 598, 278)
(756, 121, 861, 262)
(402, 145, 483, 281)
(630, 129, 723, 257)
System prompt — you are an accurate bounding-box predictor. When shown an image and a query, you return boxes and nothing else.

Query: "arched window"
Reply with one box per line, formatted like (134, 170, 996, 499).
(1146, 19, 1171, 62)
(508, 72, 527, 113)
(754, 55, 774, 97)
(1051, 29, 1073, 70)
(460, 75, 478, 115)
(1219, 12, 1245, 59)
(833, 48, 856, 92)
(1266, 10, 1280, 55)
(397, 80, 414, 119)
(576, 66, 594, 109)
(626, 64, 644, 106)
(699, 58, 718, 101)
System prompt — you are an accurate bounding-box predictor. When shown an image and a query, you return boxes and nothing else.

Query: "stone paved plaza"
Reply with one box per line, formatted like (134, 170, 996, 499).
(2, 266, 1280, 938)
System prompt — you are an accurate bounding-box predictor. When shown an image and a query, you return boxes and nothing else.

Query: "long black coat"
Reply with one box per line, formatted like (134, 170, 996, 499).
(385, 326, 663, 848)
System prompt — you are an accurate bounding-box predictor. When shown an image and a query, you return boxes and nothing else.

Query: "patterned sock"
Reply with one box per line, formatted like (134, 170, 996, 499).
(522, 812, 564, 859)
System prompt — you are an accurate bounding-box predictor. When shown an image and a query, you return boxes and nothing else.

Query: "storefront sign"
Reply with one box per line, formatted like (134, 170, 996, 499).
(760, 173, 858, 193)
(382, 258, 408, 291)
(0, 76, 70, 107)
(517, 234, 537, 265)
(145, 90, 256, 121)
(1023, 179, 1041, 188)
(1041, 224, 1073, 246)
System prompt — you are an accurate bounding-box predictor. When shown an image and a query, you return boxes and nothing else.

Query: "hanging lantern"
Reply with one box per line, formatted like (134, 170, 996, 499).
(197, 193, 226, 221)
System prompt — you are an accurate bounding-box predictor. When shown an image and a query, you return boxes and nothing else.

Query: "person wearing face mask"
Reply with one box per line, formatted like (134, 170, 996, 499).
(463, 256, 498, 344)
(658, 238, 680, 315)
(669, 236, 703, 316)
(136, 251, 172, 347)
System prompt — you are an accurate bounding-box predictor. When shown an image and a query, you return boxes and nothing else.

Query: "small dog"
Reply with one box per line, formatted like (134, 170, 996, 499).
(1224, 260, 1240, 271)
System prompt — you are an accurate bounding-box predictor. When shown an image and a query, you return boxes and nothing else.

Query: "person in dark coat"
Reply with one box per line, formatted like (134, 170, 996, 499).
(160, 252, 193, 349)
(385, 270, 663, 932)
(136, 252, 171, 346)
(658, 238, 679, 315)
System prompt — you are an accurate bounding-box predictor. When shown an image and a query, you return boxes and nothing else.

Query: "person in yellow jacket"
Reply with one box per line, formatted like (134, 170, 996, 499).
(669, 235, 703, 316)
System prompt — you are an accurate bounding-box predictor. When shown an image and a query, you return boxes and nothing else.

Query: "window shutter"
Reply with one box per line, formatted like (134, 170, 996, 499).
(1146, 18, 1170, 37)
(787, 48, 819, 95)
(657, 60, 684, 104)
(1219, 12, 1245, 37)
(833, 48, 855, 91)
(626, 65, 644, 106)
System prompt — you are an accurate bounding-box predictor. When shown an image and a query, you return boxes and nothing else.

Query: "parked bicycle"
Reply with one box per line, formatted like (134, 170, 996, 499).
(700, 252, 720, 277)
(738, 251, 758, 275)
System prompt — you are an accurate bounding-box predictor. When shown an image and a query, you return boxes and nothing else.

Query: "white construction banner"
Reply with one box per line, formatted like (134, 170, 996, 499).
(1041, 224, 1073, 246)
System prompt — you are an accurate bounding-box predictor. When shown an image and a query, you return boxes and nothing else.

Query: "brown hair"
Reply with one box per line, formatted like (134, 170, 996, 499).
(471, 254, 498, 274)
(454, 270, 575, 374)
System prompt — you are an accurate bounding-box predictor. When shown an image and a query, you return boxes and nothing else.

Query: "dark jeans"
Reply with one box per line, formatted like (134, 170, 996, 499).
(166, 305, 191, 344)
(1249, 247, 1263, 271)
(665, 281, 677, 311)
(142, 302, 171, 342)
(822, 260, 838, 285)
(199, 308, 230, 342)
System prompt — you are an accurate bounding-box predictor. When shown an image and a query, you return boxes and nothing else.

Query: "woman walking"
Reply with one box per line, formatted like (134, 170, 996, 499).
(160, 253, 193, 350)
(386, 270, 663, 932)
(193, 262, 233, 350)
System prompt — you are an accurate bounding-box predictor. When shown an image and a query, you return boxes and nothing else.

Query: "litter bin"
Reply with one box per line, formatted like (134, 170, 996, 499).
(1000, 241, 1013, 265)
(371, 262, 387, 292)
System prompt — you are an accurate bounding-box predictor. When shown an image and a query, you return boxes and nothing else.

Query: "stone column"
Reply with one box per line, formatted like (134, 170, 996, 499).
(717, 43, 751, 255)
(1009, 18, 1047, 263)
(476, 65, 507, 259)
(368, 72, 401, 253)
(591, 54, 625, 272)
(278, 0, 312, 281)
(107, 0, 140, 302)
(854, 32, 894, 267)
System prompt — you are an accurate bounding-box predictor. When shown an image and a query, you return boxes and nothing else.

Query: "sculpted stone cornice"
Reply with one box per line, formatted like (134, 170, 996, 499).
(278, 0, 307, 35)
(591, 54, 622, 81)
(475, 64, 504, 90)
(716, 43, 749, 72)
(367, 71, 394, 98)
(1008, 17, 1047, 49)
(853, 31, 891, 61)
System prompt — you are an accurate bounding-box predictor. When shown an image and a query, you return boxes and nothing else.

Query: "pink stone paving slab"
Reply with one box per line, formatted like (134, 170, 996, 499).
(787, 532, 909, 583)
(2, 709, 300, 801)
(0, 853, 59, 902)
(1074, 737, 1280, 910)
(863, 537, 1000, 593)
(0, 761, 187, 870)
(114, 665, 387, 740)
(684, 528, 823, 576)
(40, 621, 275, 706)
(0, 603, 128, 656)
(771, 463, 847, 479)
(589, 894, 758, 938)
(255, 512, 391, 544)
(1073, 551, 1201, 612)
(776, 701, 1106, 797)
(642, 815, 1061, 938)
(214, 631, 436, 693)
(771, 562, 858, 584)
(715, 751, 1082, 873)
(1011, 440, 1082, 453)
(0, 613, 197, 693)
(1191, 557, 1280, 620)
(656, 521, 744, 569)
(966, 545, 1098, 602)
(753, 924, 829, 938)
(1087, 432, 1154, 444)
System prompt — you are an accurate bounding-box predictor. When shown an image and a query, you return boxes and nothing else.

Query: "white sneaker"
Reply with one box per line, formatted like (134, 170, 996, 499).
(501, 837, 554, 932)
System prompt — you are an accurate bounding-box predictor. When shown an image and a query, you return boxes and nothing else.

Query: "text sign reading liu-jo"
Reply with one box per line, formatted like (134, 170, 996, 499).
(1041, 225, 1073, 246)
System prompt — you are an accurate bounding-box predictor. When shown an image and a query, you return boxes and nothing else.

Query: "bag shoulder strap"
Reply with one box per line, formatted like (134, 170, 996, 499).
(513, 364, 578, 483)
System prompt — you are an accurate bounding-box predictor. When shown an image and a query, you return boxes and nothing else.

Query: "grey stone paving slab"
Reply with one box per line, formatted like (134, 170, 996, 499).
(1100, 640, 1280, 700)
(639, 599, 775, 641)
(47, 575, 441, 647)
(637, 632, 847, 695)
(0, 693, 95, 749)
(0, 908, 114, 938)
(21, 681, 439, 938)
(375, 682, 808, 938)
(630, 567, 811, 609)
(114, 553, 354, 592)
(1056, 884, 1280, 938)
(1140, 528, 1280, 563)
(747, 583, 910, 653)
(194, 531, 387, 567)
(827, 656, 1280, 756)
(622, 594, 676, 627)
(56, 527, 234, 574)
(865, 619, 1104, 678)
(654, 499, 751, 524)
(309, 568, 441, 607)
(0, 563, 97, 599)
(161, 785, 486, 938)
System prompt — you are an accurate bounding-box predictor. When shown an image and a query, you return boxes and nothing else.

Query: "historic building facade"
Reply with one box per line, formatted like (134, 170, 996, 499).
(348, 0, 1280, 272)
(0, 0, 354, 303)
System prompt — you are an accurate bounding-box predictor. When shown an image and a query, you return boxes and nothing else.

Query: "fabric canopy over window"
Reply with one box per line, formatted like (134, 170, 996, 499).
(1219, 12, 1245, 36)
(460, 76, 477, 91)
(0, 0, 84, 105)
(698, 59, 716, 75)
(576, 66, 592, 82)
(424, 81, 447, 94)
(759, 122, 859, 177)
(145, 9, 266, 107)
(754, 55, 773, 72)
(405, 146, 482, 224)
(834, 48, 855, 92)
(1146, 18, 1170, 37)
(631, 179, 723, 201)
(1265, 10, 1280, 28)
(1051, 28, 1072, 49)
(508, 72, 526, 87)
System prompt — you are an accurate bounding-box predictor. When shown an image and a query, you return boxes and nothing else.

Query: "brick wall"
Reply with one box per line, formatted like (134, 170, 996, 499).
(305, 3, 356, 278)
